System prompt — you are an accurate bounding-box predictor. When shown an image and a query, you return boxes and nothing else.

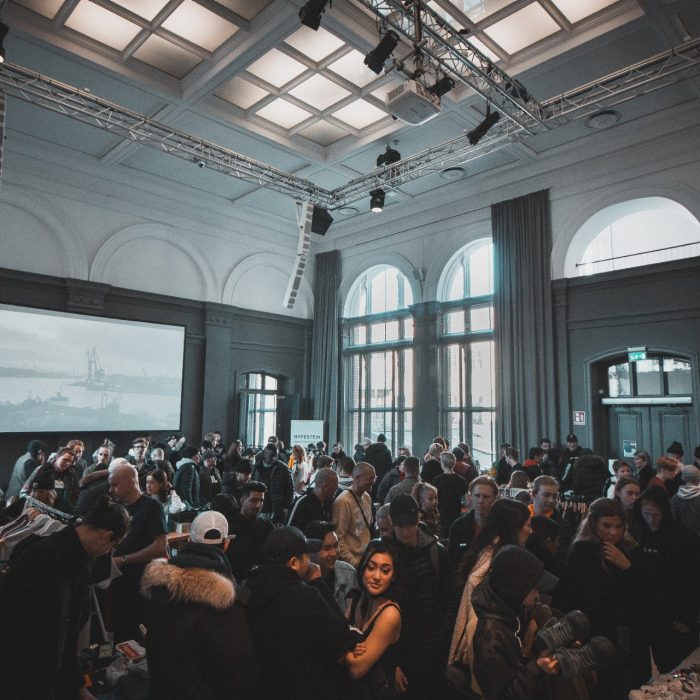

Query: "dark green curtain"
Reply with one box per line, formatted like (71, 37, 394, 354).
(309, 250, 341, 444)
(492, 189, 557, 452)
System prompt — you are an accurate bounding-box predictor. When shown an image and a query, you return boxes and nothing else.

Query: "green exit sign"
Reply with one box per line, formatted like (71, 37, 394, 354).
(628, 348, 647, 362)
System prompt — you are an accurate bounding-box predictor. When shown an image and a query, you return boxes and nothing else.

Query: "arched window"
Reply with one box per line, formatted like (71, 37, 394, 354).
(568, 197, 700, 277)
(439, 239, 495, 466)
(240, 372, 278, 448)
(343, 265, 414, 453)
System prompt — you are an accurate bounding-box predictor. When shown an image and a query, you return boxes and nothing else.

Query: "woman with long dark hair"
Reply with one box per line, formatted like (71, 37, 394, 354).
(447, 498, 531, 696)
(556, 498, 650, 699)
(635, 486, 700, 672)
(344, 539, 402, 699)
(613, 476, 641, 539)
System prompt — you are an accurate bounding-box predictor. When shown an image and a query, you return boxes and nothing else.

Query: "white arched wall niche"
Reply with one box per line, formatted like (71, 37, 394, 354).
(340, 254, 419, 318)
(553, 184, 700, 279)
(91, 224, 217, 301)
(0, 188, 87, 278)
(223, 253, 313, 320)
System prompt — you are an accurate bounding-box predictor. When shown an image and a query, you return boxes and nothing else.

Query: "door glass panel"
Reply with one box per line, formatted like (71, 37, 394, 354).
(636, 359, 662, 395)
(608, 362, 631, 397)
(664, 358, 692, 395)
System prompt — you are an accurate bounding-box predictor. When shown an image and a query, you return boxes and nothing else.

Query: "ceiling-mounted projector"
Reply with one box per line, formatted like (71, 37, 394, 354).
(385, 80, 441, 125)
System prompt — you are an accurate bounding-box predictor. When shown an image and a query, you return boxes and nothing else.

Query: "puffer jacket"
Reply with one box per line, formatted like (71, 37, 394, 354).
(141, 554, 259, 700)
(173, 458, 201, 508)
(471, 580, 545, 700)
(251, 459, 294, 523)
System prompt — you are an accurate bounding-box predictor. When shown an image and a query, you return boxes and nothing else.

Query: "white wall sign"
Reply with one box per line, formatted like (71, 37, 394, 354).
(573, 410, 586, 426)
(290, 419, 324, 445)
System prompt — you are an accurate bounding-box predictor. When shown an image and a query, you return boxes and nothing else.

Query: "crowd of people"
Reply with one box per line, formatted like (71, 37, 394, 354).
(0, 430, 699, 700)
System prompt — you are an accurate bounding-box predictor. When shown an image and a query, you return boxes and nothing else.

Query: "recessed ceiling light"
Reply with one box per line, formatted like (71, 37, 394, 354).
(336, 206, 359, 216)
(584, 109, 621, 129)
(440, 167, 466, 180)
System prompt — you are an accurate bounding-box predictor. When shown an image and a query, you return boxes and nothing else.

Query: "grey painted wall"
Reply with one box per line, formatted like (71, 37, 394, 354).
(0, 267, 311, 489)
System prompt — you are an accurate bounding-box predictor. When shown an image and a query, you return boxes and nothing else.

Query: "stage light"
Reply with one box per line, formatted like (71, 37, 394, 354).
(376, 145, 401, 168)
(370, 188, 385, 213)
(428, 76, 454, 98)
(299, 0, 329, 31)
(467, 107, 500, 145)
(364, 31, 399, 75)
(0, 22, 8, 64)
(504, 78, 530, 102)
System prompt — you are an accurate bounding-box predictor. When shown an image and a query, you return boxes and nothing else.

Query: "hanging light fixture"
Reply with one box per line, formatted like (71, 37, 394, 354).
(370, 189, 385, 213)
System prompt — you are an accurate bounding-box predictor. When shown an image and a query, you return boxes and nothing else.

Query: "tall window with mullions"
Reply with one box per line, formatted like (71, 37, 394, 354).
(343, 265, 414, 455)
(241, 372, 278, 448)
(440, 239, 496, 467)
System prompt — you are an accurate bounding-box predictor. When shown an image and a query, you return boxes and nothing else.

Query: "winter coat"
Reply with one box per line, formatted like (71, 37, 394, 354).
(572, 460, 610, 504)
(0, 526, 90, 700)
(287, 488, 331, 530)
(448, 510, 479, 573)
(245, 564, 360, 700)
(251, 459, 294, 523)
(671, 484, 700, 534)
(472, 580, 544, 700)
(389, 528, 448, 685)
(141, 557, 259, 700)
(224, 510, 274, 583)
(376, 466, 401, 504)
(364, 442, 393, 482)
(173, 458, 201, 508)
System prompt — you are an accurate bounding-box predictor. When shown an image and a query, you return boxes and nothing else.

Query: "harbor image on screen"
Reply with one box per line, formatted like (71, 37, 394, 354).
(0, 304, 185, 433)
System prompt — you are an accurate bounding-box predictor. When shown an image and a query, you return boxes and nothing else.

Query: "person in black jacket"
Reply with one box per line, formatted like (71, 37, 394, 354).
(141, 513, 259, 700)
(472, 546, 559, 700)
(0, 497, 129, 700)
(635, 486, 700, 672)
(245, 526, 361, 700)
(556, 498, 651, 699)
(572, 454, 610, 504)
(287, 467, 338, 530)
(364, 434, 393, 494)
(251, 443, 294, 524)
(386, 494, 448, 699)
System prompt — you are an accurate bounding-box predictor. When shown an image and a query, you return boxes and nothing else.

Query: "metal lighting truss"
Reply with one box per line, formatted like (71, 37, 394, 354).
(0, 38, 699, 208)
(354, 0, 545, 133)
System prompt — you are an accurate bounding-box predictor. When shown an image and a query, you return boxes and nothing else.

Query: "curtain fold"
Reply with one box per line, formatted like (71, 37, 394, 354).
(309, 250, 341, 444)
(492, 189, 557, 452)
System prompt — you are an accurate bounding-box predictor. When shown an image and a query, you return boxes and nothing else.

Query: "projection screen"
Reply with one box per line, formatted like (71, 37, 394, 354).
(0, 303, 185, 433)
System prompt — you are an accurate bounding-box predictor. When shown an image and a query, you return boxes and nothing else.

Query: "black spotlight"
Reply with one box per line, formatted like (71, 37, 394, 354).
(0, 22, 8, 64)
(428, 75, 455, 98)
(364, 30, 399, 75)
(311, 205, 333, 235)
(376, 145, 401, 168)
(299, 0, 330, 31)
(370, 188, 385, 213)
(467, 107, 500, 145)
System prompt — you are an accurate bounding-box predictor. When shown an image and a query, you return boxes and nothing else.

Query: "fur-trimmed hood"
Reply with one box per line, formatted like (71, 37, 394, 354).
(141, 558, 235, 610)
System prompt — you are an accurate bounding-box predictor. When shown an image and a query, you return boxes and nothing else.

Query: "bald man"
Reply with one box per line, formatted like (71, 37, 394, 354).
(331, 462, 376, 567)
(109, 460, 167, 642)
(287, 467, 339, 531)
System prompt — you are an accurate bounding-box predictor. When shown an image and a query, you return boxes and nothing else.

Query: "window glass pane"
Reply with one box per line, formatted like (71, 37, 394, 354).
(369, 352, 390, 408)
(265, 376, 278, 391)
(348, 355, 363, 409)
(470, 304, 493, 331)
(370, 267, 400, 314)
(471, 341, 494, 407)
(445, 411, 462, 448)
(400, 275, 414, 307)
(247, 373, 262, 389)
(264, 393, 276, 410)
(385, 320, 400, 342)
(402, 411, 412, 454)
(446, 344, 463, 407)
(403, 317, 414, 339)
(636, 358, 662, 395)
(447, 263, 464, 301)
(403, 349, 413, 408)
(608, 362, 631, 397)
(468, 242, 493, 297)
(263, 408, 276, 441)
(370, 322, 386, 344)
(356, 285, 367, 316)
(370, 411, 390, 442)
(350, 325, 367, 345)
(446, 310, 465, 334)
(664, 358, 692, 395)
(471, 411, 494, 469)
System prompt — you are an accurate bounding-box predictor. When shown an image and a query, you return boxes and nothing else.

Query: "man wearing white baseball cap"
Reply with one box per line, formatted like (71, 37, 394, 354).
(141, 509, 259, 699)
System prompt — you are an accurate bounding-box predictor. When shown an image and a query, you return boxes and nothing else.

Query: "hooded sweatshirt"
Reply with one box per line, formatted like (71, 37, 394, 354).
(671, 484, 700, 534)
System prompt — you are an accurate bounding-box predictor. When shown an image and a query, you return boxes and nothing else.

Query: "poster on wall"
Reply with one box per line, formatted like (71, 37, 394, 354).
(290, 420, 324, 446)
(623, 440, 637, 458)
